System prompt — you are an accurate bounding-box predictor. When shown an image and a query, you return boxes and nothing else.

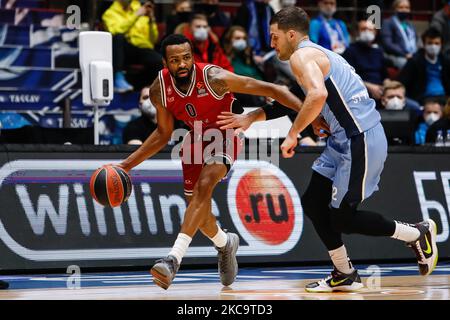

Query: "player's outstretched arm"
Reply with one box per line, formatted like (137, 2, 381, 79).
(217, 109, 266, 135)
(119, 78, 174, 172)
(207, 67, 303, 112)
(218, 78, 330, 138)
(217, 100, 296, 133)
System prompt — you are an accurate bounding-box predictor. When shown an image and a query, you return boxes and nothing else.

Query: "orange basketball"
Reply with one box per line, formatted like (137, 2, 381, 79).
(90, 165, 132, 207)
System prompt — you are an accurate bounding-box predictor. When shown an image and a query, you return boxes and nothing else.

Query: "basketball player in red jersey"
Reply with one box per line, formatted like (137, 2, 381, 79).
(118, 34, 303, 290)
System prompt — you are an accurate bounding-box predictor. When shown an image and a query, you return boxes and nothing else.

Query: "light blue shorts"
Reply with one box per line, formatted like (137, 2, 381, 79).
(312, 123, 388, 209)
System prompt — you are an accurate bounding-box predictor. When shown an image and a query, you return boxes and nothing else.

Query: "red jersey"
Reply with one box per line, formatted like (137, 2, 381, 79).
(158, 63, 235, 131)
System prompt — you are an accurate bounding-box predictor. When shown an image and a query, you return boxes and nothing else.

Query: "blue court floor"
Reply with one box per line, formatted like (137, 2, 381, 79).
(1, 262, 449, 291)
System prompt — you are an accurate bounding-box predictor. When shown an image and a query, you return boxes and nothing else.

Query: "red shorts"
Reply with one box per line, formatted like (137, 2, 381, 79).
(180, 129, 244, 196)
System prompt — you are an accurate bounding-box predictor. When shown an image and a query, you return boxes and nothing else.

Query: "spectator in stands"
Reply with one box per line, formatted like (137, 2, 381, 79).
(165, 0, 193, 37)
(398, 28, 450, 104)
(380, 80, 421, 112)
(181, 14, 233, 71)
(380, 0, 418, 69)
(223, 26, 266, 106)
(102, 0, 163, 93)
(309, 0, 350, 55)
(426, 98, 450, 144)
(270, 0, 298, 12)
(431, 0, 450, 58)
(122, 87, 157, 145)
(280, 0, 297, 8)
(234, 1, 297, 86)
(195, 0, 231, 34)
(223, 26, 264, 80)
(415, 98, 444, 145)
(234, 0, 275, 58)
(343, 20, 387, 101)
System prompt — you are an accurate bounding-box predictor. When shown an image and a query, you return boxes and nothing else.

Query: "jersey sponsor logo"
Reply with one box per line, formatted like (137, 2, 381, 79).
(196, 81, 208, 97)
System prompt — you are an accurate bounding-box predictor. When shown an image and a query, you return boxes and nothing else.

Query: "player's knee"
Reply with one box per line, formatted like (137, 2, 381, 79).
(330, 215, 349, 234)
(194, 176, 215, 198)
(330, 207, 354, 234)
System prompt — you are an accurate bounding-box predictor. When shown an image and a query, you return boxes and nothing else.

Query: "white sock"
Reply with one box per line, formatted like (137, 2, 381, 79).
(210, 227, 228, 248)
(168, 233, 192, 264)
(391, 221, 420, 243)
(329, 245, 354, 274)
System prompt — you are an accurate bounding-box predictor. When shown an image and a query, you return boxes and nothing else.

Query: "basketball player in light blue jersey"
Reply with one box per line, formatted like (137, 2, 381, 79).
(217, 6, 438, 293)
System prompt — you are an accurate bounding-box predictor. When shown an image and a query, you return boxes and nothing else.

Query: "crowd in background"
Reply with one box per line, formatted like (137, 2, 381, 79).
(102, 0, 450, 144)
(98, 0, 450, 145)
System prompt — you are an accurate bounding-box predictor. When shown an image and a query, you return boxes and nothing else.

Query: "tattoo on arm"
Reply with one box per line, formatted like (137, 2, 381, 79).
(207, 67, 230, 97)
(149, 77, 163, 108)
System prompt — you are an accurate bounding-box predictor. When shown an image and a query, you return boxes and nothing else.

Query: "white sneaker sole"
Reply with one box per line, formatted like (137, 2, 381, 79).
(305, 282, 364, 293)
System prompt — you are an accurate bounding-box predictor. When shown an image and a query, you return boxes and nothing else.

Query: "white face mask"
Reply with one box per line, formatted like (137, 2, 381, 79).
(140, 99, 156, 118)
(424, 113, 440, 126)
(193, 27, 208, 41)
(425, 44, 441, 57)
(281, 0, 297, 7)
(359, 30, 376, 43)
(232, 39, 247, 51)
(321, 7, 336, 18)
(385, 97, 405, 110)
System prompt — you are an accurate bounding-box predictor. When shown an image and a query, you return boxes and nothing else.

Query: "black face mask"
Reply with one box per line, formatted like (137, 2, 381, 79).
(396, 12, 411, 21)
(177, 11, 192, 23)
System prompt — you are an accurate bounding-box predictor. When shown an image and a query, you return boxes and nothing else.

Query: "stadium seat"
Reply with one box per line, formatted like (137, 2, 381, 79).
(0, 8, 65, 26)
(0, 45, 53, 67)
(0, 0, 46, 9)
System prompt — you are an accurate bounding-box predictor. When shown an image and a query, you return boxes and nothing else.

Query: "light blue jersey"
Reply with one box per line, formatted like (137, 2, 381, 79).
(298, 40, 381, 140)
(296, 40, 388, 208)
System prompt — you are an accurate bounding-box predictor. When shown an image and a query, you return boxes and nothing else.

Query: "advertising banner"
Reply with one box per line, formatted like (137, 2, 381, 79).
(0, 145, 448, 271)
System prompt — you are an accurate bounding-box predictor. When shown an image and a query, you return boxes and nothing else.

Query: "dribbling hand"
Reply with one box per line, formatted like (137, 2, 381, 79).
(114, 163, 131, 173)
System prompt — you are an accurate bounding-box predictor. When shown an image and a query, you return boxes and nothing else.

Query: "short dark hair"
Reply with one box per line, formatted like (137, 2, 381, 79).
(422, 27, 442, 43)
(270, 6, 310, 34)
(423, 97, 446, 108)
(160, 34, 193, 59)
(189, 13, 208, 24)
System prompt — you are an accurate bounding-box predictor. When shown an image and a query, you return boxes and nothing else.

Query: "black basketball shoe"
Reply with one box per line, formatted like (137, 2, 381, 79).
(407, 219, 438, 276)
